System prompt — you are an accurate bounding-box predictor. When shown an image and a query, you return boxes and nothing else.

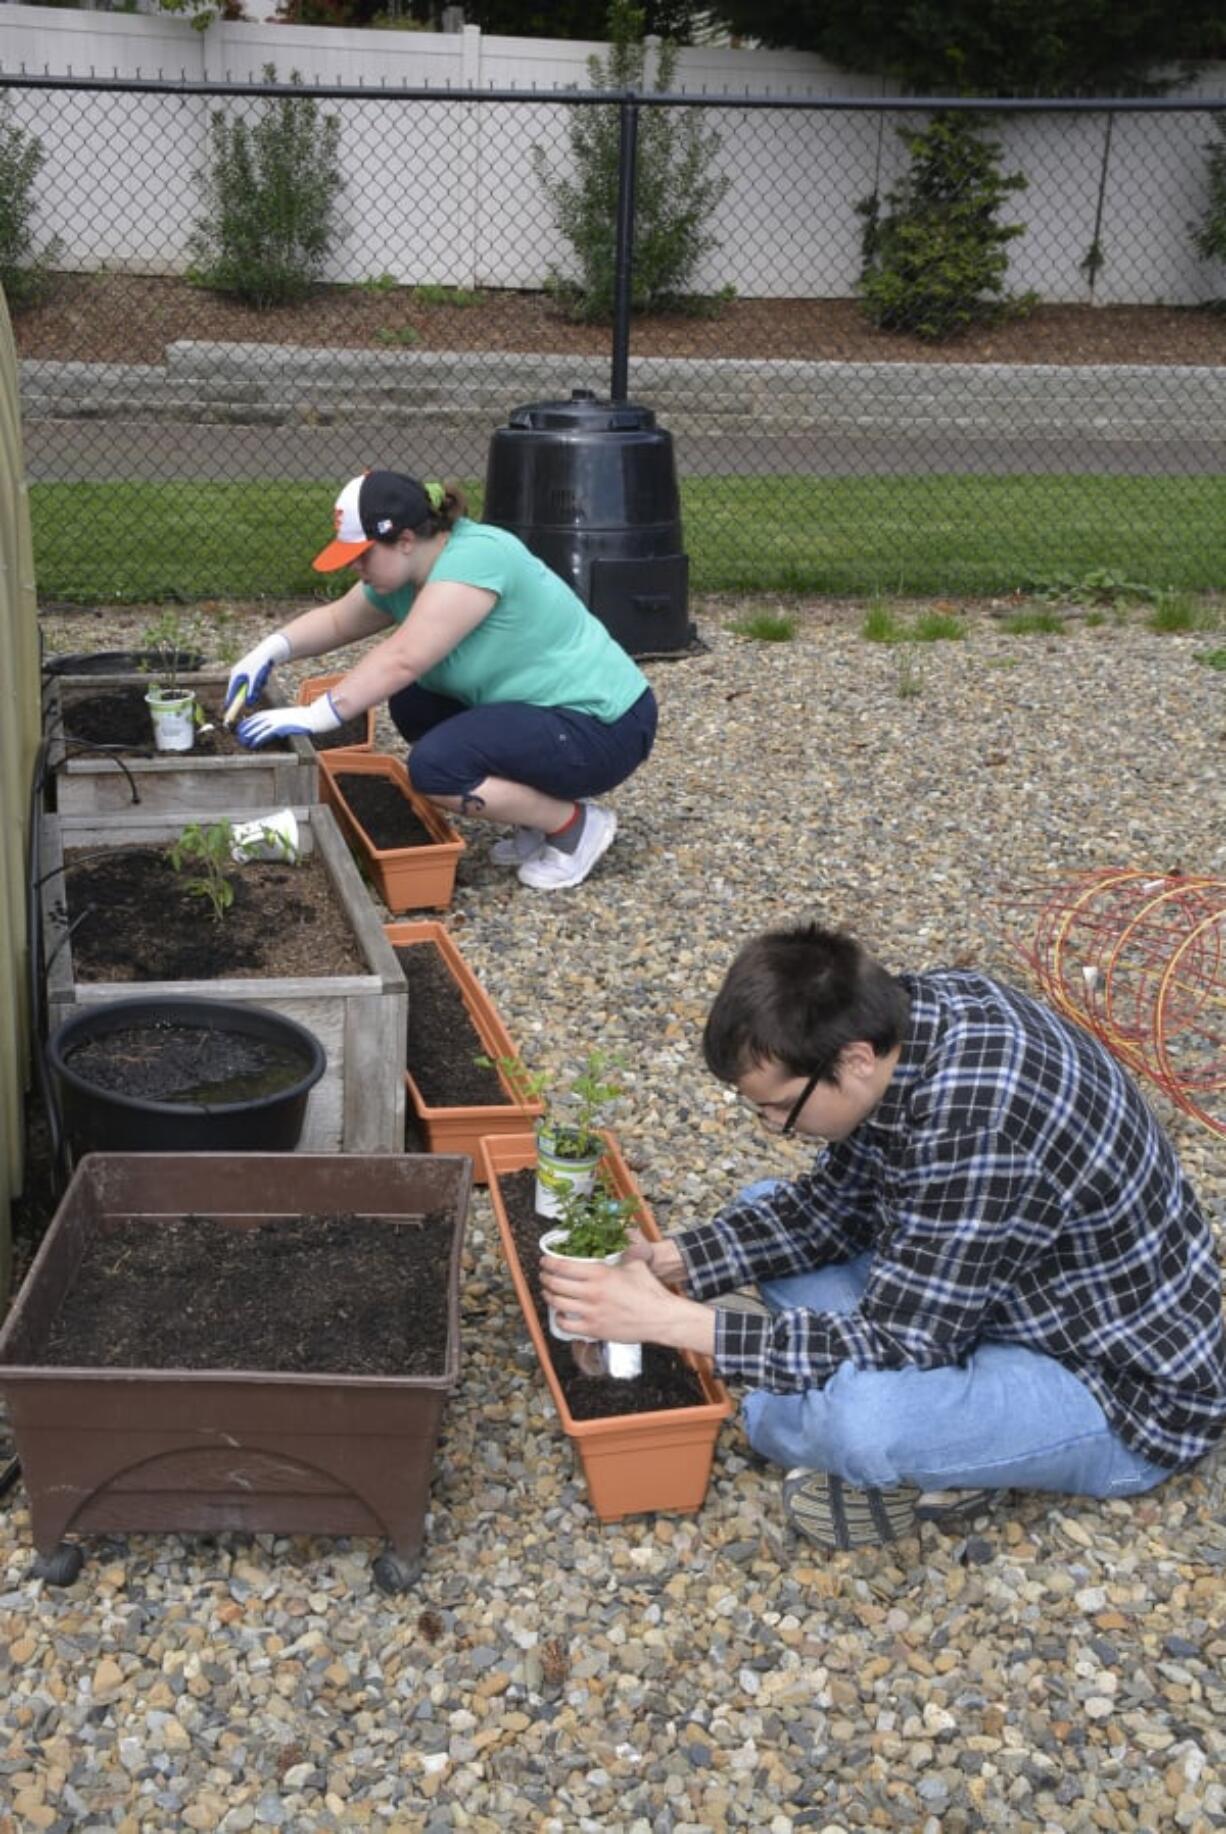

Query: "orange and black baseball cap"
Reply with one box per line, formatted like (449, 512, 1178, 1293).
(312, 471, 436, 572)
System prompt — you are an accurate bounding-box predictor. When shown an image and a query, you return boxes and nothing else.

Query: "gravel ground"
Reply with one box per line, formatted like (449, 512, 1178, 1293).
(5, 593, 1225, 1834)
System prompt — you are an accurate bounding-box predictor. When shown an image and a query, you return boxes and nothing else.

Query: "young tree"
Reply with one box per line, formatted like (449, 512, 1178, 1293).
(532, 0, 730, 320)
(857, 111, 1035, 339)
(189, 67, 344, 308)
(0, 100, 62, 312)
(1193, 113, 1226, 302)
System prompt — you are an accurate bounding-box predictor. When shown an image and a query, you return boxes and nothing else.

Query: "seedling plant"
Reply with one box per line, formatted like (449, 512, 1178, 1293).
(167, 820, 236, 924)
(551, 1178, 642, 1261)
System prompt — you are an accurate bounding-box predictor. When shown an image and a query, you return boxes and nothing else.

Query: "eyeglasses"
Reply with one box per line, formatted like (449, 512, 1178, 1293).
(741, 1070, 822, 1137)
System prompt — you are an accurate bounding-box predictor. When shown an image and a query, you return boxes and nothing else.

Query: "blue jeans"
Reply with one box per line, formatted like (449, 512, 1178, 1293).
(735, 1185, 1172, 1498)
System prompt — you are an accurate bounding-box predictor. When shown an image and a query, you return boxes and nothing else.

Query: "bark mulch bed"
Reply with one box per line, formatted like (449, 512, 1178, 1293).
(61, 849, 368, 981)
(15, 273, 1226, 368)
(38, 1211, 453, 1375)
(64, 1021, 313, 1105)
(335, 771, 436, 850)
(498, 1167, 707, 1421)
(395, 941, 506, 1108)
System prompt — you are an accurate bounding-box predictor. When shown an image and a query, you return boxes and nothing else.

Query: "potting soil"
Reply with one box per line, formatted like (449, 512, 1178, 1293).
(66, 1021, 313, 1104)
(394, 943, 506, 1107)
(500, 1169, 707, 1419)
(59, 684, 289, 757)
(335, 773, 436, 850)
(62, 848, 368, 982)
(39, 1212, 453, 1375)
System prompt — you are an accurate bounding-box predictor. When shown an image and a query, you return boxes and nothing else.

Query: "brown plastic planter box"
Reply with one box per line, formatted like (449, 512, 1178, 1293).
(321, 752, 465, 913)
(385, 920, 544, 1181)
(481, 1131, 732, 1522)
(0, 1152, 470, 1592)
(46, 671, 319, 815)
(296, 672, 377, 754)
(41, 804, 407, 1153)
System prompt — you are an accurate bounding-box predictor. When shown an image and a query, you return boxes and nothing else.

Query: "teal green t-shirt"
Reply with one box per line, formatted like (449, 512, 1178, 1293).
(363, 520, 647, 722)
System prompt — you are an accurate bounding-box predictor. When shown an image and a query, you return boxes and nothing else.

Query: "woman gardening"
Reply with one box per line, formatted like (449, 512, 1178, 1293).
(224, 471, 658, 890)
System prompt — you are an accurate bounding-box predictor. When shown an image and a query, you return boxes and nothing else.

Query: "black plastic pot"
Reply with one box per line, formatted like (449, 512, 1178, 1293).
(43, 649, 206, 678)
(48, 998, 326, 1156)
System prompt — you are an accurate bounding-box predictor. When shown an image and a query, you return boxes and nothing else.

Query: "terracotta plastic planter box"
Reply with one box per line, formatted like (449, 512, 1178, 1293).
(296, 672, 377, 753)
(0, 1152, 470, 1592)
(321, 752, 465, 913)
(481, 1131, 732, 1522)
(385, 920, 544, 1181)
(46, 671, 319, 815)
(40, 803, 407, 1153)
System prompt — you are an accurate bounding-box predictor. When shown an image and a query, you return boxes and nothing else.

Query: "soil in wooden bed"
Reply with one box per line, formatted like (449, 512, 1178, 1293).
(394, 943, 505, 1107)
(37, 1211, 453, 1375)
(498, 1168, 707, 1420)
(335, 772, 436, 850)
(65, 1021, 314, 1104)
(60, 848, 368, 981)
(58, 684, 292, 757)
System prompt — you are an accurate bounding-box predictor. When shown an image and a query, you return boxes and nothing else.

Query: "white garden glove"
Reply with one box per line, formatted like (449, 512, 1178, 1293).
(237, 691, 343, 751)
(223, 632, 292, 723)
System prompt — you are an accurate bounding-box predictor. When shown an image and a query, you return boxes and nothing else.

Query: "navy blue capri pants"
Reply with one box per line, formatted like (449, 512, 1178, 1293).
(389, 683, 658, 802)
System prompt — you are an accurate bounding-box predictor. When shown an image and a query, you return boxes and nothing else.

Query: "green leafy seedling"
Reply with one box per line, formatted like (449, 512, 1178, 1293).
(552, 1178, 642, 1260)
(167, 819, 236, 924)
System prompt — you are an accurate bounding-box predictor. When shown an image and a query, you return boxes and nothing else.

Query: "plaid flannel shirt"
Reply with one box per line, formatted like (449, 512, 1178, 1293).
(679, 971, 1226, 1471)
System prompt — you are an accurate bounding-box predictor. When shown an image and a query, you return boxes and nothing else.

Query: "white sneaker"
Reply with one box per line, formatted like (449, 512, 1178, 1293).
(490, 826, 546, 866)
(517, 804, 617, 891)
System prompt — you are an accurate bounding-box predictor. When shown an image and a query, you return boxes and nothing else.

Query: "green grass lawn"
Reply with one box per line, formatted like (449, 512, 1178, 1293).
(30, 473, 1226, 604)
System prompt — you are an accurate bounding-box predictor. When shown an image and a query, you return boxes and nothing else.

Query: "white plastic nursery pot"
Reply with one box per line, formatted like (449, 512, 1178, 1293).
(145, 688, 197, 753)
(534, 1122, 602, 1220)
(230, 808, 301, 864)
(538, 1227, 642, 1379)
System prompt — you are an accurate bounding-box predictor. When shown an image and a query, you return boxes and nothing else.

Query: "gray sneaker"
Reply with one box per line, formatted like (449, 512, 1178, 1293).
(490, 826, 546, 866)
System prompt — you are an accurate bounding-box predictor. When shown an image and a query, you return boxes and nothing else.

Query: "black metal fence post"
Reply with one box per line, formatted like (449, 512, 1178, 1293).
(610, 91, 639, 404)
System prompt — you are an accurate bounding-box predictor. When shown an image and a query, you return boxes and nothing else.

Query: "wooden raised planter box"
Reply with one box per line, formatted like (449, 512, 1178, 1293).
(45, 671, 319, 816)
(297, 673, 377, 754)
(40, 803, 407, 1153)
(385, 920, 544, 1181)
(0, 1152, 470, 1592)
(481, 1131, 732, 1522)
(321, 752, 465, 913)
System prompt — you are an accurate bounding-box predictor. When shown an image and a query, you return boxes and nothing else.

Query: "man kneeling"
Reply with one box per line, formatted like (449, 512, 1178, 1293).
(541, 924, 1226, 1550)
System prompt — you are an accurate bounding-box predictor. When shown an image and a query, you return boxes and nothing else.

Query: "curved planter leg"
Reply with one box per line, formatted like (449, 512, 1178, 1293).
(29, 1541, 85, 1587)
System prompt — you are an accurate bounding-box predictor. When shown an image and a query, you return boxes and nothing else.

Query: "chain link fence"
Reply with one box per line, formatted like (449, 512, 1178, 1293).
(3, 73, 1225, 604)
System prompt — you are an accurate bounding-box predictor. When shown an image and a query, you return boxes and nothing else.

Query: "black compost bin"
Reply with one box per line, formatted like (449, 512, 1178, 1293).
(483, 390, 693, 658)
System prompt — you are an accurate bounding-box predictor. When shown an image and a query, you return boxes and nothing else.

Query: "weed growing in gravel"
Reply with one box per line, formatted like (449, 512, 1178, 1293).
(375, 326, 421, 346)
(729, 611, 796, 641)
(1038, 567, 1159, 609)
(911, 611, 966, 642)
(1193, 647, 1226, 671)
(1003, 609, 1067, 635)
(863, 604, 963, 643)
(895, 648, 923, 697)
(1148, 592, 1216, 634)
(862, 604, 905, 643)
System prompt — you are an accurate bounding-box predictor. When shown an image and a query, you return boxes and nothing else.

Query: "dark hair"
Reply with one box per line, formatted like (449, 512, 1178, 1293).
(376, 478, 469, 544)
(415, 480, 468, 537)
(702, 923, 910, 1086)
